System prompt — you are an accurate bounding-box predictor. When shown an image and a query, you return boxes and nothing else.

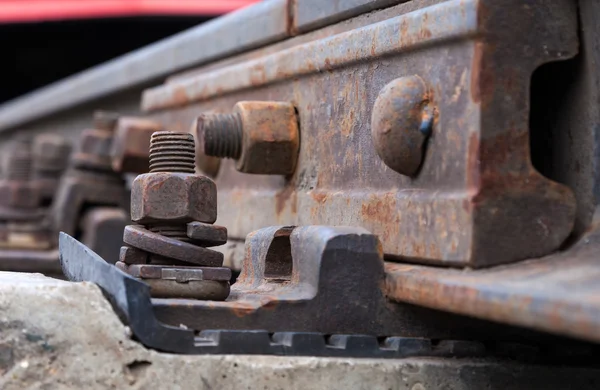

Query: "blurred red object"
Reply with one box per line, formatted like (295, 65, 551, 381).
(0, 0, 261, 23)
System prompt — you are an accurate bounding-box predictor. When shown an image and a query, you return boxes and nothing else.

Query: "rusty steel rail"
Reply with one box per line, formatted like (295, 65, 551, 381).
(385, 212, 600, 343)
(143, 0, 579, 269)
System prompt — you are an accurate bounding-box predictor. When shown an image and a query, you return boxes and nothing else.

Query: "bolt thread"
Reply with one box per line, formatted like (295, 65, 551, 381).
(149, 131, 196, 173)
(5, 140, 33, 180)
(200, 113, 242, 159)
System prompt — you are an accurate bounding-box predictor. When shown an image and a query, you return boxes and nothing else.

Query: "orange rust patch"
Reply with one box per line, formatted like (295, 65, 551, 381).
(310, 191, 328, 204)
(230, 302, 258, 318)
(361, 193, 398, 243)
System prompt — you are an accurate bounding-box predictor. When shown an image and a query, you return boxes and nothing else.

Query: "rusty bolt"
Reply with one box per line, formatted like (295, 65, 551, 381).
(0, 139, 40, 209)
(130, 132, 217, 225)
(72, 129, 114, 170)
(371, 75, 434, 177)
(32, 134, 72, 174)
(93, 110, 120, 132)
(119, 131, 229, 300)
(111, 117, 163, 174)
(198, 101, 300, 175)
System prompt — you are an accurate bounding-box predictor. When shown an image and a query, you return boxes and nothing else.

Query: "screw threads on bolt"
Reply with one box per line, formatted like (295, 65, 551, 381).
(5, 141, 33, 181)
(200, 113, 243, 159)
(149, 131, 196, 173)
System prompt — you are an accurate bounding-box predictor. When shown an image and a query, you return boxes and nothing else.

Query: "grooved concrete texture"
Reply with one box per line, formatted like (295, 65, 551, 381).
(0, 272, 598, 389)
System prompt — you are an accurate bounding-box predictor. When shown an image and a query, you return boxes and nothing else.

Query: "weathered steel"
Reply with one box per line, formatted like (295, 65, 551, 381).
(61, 227, 575, 349)
(122, 225, 224, 267)
(50, 121, 129, 265)
(385, 210, 600, 343)
(142, 0, 578, 268)
(79, 207, 128, 265)
(51, 170, 128, 241)
(371, 75, 433, 176)
(149, 225, 552, 342)
(120, 131, 230, 299)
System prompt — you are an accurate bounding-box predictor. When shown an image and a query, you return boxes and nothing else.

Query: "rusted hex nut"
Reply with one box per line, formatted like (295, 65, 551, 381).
(111, 117, 163, 174)
(371, 75, 434, 177)
(32, 134, 72, 174)
(0, 182, 40, 209)
(236, 101, 299, 174)
(93, 110, 120, 132)
(72, 129, 114, 170)
(201, 101, 300, 175)
(130, 172, 217, 224)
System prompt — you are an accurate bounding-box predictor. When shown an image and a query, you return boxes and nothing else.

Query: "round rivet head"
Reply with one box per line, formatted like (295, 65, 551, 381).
(371, 75, 434, 177)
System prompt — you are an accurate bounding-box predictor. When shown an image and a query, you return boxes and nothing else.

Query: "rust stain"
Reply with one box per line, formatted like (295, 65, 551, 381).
(310, 191, 328, 204)
(275, 184, 296, 216)
(465, 132, 480, 192)
(168, 86, 190, 108)
(470, 41, 484, 104)
(361, 193, 398, 243)
(229, 302, 258, 318)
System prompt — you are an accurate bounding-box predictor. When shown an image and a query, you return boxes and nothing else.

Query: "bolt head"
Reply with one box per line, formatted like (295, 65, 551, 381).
(130, 172, 217, 224)
(371, 75, 433, 177)
(235, 101, 299, 175)
(0, 181, 40, 209)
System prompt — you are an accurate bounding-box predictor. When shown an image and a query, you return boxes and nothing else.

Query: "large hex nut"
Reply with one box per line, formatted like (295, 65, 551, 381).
(0, 181, 40, 209)
(72, 129, 114, 170)
(131, 172, 217, 224)
(33, 134, 72, 173)
(235, 101, 299, 175)
(111, 117, 163, 174)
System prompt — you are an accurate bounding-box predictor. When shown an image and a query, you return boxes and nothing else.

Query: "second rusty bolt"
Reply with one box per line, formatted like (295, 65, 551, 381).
(197, 101, 300, 175)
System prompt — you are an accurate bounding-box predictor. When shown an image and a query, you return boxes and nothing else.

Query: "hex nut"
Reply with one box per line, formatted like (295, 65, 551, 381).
(33, 134, 72, 173)
(235, 101, 300, 175)
(72, 129, 114, 170)
(111, 117, 163, 174)
(130, 172, 217, 224)
(93, 110, 120, 132)
(0, 181, 40, 209)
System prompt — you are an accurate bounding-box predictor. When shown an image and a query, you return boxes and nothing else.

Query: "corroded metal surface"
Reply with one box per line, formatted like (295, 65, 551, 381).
(385, 211, 600, 343)
(79, 207, 128, 265)
(122, 225, 224, 267)
(51, 170, 128, 240)
(149, 225, 552, 342)
(143, 0, 578, 268)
